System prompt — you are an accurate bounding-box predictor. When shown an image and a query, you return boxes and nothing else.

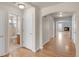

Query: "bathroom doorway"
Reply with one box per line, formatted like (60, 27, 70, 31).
(8, 14, 22, 52)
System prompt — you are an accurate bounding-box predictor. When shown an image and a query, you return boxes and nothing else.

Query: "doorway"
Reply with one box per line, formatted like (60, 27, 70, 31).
(41, 12, 76, 56)
(41, 12, 76, 44)
(8, 14, 22, 52)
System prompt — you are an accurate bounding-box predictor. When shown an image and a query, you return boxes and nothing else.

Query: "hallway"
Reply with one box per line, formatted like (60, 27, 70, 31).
(43, 31, 76, 57)
(7, 31, 76, 57)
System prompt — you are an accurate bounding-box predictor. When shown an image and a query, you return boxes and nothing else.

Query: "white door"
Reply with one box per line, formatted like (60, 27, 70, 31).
(23, 9, 33, 50)
(0, 10, 7, 56)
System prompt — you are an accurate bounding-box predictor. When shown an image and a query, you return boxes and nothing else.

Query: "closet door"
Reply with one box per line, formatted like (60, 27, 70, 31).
(0, 9, 7, 56)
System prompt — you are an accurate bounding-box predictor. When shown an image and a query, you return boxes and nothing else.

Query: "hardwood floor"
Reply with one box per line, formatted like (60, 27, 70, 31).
(7, 31, 76, 57)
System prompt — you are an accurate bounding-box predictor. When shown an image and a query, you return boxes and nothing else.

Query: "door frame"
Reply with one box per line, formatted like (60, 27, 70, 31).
(72, 13, 76, 43)
(0, 9, 8, 56)
(7, 13, 23, 52)
(40, 12, 76, 49)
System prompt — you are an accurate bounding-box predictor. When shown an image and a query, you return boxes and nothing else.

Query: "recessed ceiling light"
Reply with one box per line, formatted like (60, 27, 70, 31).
(59, 12, 63, 17)
(57, 12, 63, 17)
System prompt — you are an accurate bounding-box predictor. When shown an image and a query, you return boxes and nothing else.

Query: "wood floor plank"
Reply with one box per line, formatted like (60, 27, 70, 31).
(7, 31, 76, 57)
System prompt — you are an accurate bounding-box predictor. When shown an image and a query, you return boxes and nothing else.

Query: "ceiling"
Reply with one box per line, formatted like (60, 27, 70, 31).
(29, 2, 62, 8)
(0, 2, 62, 9)
(51, 12, 73, 18)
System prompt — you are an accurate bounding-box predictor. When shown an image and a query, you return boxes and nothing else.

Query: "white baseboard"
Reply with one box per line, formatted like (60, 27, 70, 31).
(40, 45, 43, 49)
(39, 40, 49, 50)
(0, 45, 22, 56)
(39, 37, 54, 50)
(43, 39, 50, 46)
(0, 51, 8, 56)
(31, 48, 40, 52)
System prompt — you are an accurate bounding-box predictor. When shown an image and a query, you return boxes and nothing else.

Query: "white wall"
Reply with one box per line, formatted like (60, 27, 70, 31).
(0, 9, 8, 56)
(40, 3, 79, 56)
(48, 16, 54, 38)
(23, 7, 36, 51)
(42, 15, 54, 46)
(35, 7, 40, 51)
(23, 6, 41, 52)
(42, 16, 49, 44)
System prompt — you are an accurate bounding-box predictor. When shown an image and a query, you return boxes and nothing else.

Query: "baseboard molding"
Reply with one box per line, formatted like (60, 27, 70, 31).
(43, 39, 50, 46)
(22, 45, 40, 52)
(39, 37, 54, 50)
(0, 51, 9, 57)
(0, 45, 22, 57)
(34, 47, 40, 52)
(39, 40, 49, 50)
(43, 37, 54, 46)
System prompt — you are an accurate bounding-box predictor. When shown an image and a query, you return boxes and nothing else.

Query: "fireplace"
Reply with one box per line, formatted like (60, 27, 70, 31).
(64, 27, 69, 31)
